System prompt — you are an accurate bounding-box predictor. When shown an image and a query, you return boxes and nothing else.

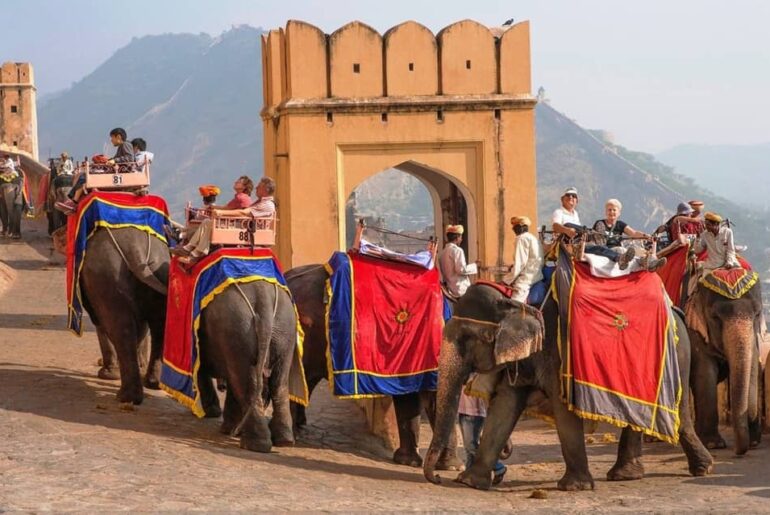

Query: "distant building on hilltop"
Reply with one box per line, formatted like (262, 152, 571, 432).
(0, 62, 38, 159)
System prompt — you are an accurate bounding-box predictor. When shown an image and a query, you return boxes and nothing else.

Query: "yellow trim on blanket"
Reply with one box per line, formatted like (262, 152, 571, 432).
(700, 270, 758, 300)
(331, 367, 439, 378)
(568, 407, 679, 445)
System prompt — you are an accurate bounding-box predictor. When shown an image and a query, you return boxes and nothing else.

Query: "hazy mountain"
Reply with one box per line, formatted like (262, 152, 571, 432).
(656, 143, 770, 210)
(37, 26, 262, 214)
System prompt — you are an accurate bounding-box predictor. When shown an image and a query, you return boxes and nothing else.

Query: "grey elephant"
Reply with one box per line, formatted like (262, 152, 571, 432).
(194, 279, 298, 452)
(0, 176, 24, 238)
(46, 172, 72, 235)
(79, 227, 169, 403)
(286, 264, 462, 470)
(687, 280, 763, 454)
(423, 284, 714, 490)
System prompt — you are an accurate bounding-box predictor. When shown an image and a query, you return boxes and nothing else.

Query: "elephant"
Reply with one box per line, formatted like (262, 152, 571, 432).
(687, 281, 763, 455)
(0, 178, 24, 238)
(423, 284, 714, 491)
(46, 173, 72, 235)
(79, 226, 169, 403)
(285, 264, 462, 470)
(195, 280, 298, 452)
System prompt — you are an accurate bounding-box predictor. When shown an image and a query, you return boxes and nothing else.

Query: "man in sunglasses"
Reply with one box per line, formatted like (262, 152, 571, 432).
(551, 187, 581, 239)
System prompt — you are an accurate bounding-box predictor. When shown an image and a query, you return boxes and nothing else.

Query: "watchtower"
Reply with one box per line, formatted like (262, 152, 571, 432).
(0, 62, 38, 159)
(261, 20, 536, 270)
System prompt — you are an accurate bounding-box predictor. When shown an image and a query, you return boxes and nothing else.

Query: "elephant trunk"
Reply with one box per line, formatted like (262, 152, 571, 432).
(723, 317, 756, 455)
(424, 325, 469, 484)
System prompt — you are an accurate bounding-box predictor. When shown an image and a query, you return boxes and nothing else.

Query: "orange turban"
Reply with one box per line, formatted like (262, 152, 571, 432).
(198, 185, 220, 197)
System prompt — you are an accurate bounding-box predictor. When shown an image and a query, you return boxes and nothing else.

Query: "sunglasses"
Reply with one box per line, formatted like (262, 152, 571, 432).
(564, 194, 578, 199)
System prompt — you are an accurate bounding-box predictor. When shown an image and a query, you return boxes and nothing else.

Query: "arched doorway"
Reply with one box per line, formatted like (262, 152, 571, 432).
(345, 161, 474, 260)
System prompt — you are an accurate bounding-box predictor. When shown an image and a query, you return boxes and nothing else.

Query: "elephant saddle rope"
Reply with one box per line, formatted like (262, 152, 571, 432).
(161, 248, 308, 417)
(65, 191, 169, 335)
(700, 267, 758, 300)
(551, 247, 682, 444)
(324, 251, 449, 398)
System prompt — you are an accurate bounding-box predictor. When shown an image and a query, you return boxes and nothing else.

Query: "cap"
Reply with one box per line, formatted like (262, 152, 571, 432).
(446, 224, 464, 235)
(198, 184, 221, 197)
(562, 187, 578, 197)
(704, 212, 722, 223)
(676, 202, 694, 215)
(510, 216, 531, 227)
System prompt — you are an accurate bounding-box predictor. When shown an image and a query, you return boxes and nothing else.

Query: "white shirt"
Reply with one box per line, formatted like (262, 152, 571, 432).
(694, 227, 740, 272)
(438, 242, 477, 297)
(249, 196, 275, 218)
(60, 159, 74, 175)
(503, 231, 544, 289)
(135, 151, 154, 168)
(551, 207, 580, 227)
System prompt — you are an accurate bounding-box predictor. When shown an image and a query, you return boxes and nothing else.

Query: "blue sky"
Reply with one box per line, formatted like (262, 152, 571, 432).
(3, 0, 770, 152)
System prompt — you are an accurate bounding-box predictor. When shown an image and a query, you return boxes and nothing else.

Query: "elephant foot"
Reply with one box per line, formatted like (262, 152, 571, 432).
(455, 467, 492, 491)
(142, 375, 160, 390)
(557, 470, 595, 491)
(269, 419, 295, 447)
(750, 419, 762, 448)
(116, 385, 144, 405)
(203, 402, 222, 419)
(220, 419, 240, 436)
(436, 450, 464, 471)
(689, 460, 714, 477)
(393, 447, 423, 468)
(97, 367, 120, 380)
(607, 459, 645, 481)
(701, 434, 727, 450)
(240, 434, 273, 453)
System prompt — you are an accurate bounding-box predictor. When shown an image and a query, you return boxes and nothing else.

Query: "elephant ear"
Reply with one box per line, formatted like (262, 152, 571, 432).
(493, 300, 544, 366)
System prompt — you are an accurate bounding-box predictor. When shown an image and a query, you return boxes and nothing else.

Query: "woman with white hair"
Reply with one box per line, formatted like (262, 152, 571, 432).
(584, 198, 665, 271)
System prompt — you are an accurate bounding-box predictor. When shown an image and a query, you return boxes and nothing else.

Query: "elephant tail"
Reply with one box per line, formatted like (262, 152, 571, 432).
(104, 226, 168, 295)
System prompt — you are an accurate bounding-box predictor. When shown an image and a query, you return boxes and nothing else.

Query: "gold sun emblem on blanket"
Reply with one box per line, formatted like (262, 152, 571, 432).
(612, 312, 628, 331)
(395, 309, 410, 324)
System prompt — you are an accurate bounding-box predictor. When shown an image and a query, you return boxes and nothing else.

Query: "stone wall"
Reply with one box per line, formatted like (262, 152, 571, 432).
(0, 62, 38, 159)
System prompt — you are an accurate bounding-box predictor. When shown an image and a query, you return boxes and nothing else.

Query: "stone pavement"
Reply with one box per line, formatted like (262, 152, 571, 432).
(1, 226, 769, 511)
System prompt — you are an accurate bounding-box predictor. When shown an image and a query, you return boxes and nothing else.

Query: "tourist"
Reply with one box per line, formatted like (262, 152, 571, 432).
(551, 187, 581, 239)
(173, 177, 276, 263)
(56, 128, 135, 213)
(224, 176, 254, 209)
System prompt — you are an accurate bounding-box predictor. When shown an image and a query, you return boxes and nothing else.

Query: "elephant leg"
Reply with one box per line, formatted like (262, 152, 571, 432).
(143, 301, 166, 389)
(677, 387, 715, 476)
(267, 355, 295, 447)
(421, 390, 462, 471)
(105, 316, 144, 405)
(551, 396, 594, 491)
(690, 337, 726, 449)
(607, 428, 644, 481)
(220, 387, 243, 435)
(96, 327, 120, 380)
(291, 375, 322, 429)
(749, 354, 761, 448)
(392, 393, 423, 467)
(457, 385, 529, 490)
(198, 368, 222, 418)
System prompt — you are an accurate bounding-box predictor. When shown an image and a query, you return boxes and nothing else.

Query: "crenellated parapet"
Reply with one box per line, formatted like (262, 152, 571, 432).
(262, 19, 533, 113)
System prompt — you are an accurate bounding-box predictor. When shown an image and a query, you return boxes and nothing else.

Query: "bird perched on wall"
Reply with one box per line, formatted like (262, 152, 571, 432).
(502, 18, 514, 26)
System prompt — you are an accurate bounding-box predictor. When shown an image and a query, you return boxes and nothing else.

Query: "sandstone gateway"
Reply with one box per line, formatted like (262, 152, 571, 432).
(261, 20, 536, 272)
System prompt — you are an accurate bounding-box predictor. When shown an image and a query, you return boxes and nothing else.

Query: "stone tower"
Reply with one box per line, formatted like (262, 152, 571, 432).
(261, 20, 537, 270)
(0, 62, 38, 159)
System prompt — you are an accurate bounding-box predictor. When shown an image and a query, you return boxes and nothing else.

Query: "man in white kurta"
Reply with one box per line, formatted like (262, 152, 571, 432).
(438, 224, 477, 297)
(693, 212, 740, 273)
(503, 216, 544, 303)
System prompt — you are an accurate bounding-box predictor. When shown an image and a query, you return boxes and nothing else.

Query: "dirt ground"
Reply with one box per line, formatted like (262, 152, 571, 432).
(1, 226, 769, 512)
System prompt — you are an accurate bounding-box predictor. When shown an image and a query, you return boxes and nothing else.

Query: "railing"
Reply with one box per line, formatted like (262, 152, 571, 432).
(83, 161, 150, 190)
(184, 202, 276, 247)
